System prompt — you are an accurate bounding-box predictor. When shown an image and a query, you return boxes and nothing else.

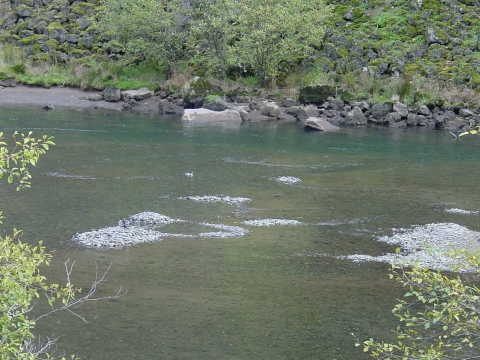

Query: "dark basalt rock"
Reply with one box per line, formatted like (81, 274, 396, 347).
(298, 85, 335, 105)
(102, 86, 121, 102)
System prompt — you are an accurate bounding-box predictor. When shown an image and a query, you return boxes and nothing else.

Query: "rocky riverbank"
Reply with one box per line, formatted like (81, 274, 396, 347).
(1, 81, 479, 132)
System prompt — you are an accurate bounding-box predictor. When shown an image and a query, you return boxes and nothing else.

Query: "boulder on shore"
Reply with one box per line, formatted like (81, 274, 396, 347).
(103, 86, 121, 102)
(122, 87, 153, 101)
(304, 117, 340, 131)
(182, 108, 243, 126)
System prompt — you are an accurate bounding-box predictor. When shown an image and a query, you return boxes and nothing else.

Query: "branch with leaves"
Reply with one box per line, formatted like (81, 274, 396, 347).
(355, 249, 480, 360)
(0, 131, 55, 191)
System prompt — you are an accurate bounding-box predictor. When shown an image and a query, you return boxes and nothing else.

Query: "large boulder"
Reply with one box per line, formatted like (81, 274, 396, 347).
(203, 98, 228, 111)
(459, 108, 474, 118)
(182, 109, 243, 125)
(184, 77, 223, 97)
(282, 97, 297, 107)
(348, 106, 367, 125)
(304, 117, 340, 131)
(121, 87, 153, 101)
(417, 105, 431, 116)
(330, 99, 345, 111)
(103, 86, 121, 102)
(159, 99, 183, 115)
(204, 98, 250, 121)
(393, 102, 409, 117)
(0, 78, 17, 87)
(298, 105, 320, 121)
(261, 102, 281, 117)
(371, 103, 393, 120)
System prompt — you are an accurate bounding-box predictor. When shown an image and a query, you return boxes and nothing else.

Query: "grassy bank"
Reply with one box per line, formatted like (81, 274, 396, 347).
(1, 43, 479, 109)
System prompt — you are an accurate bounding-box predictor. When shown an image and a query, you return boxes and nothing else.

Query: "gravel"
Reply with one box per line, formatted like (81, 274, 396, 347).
(341, 223, 480, 271)
(276, 176, 301, 185)
(444, 208, 479, 215)
(242, 219, 304, 226)
(197, 222, 249, 238)
(178, 195, 251, 206)
(127, 212, 184, 225)
(72, 226, 163, 248)
(72, 212, 249, 249)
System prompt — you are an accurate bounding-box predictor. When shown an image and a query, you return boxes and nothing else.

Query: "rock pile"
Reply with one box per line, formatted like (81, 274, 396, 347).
(72, 226, 163, 248)
(0, 0, 120, 62)
(342, 223, 480, 271)
(444, 208, 479, 215)
(71, 211, 249, 249)
(197, 223, 248, 238)
(179, 195, 251, 206)
(159, 79, 480, 132)
(242, 219, 304, 227)
(276, 176, 301, 185)
(127, 212, 183, 226)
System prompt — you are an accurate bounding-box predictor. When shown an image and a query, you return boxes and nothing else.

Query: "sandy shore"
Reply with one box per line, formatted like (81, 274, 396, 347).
(0, 85, 162, 113)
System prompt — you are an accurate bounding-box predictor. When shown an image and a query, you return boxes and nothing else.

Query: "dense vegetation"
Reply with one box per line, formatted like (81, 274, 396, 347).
(0, 0, 479, 105)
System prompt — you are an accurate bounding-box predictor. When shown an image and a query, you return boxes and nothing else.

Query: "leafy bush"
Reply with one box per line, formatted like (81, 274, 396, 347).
(356, 248, 480, 360)
(9, 62, 27, 74)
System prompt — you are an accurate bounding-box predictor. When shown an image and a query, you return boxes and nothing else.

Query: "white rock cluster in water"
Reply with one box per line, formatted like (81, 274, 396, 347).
(72, 226, 163, 248)
(72, 212, 249, 249)
(128, 212, 184, 225)
(242, 219, 304, 226)
(276, 176, 301, 185)
(342, 223, 480, 271)
(197, 223, 248, 238)
(444, 208, 479, 215)
(179, 195, 251, 206)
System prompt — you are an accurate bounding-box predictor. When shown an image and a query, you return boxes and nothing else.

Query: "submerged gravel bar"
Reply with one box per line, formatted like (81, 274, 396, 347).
(72, 211, 249, 249)
(343, 223, 480, 271)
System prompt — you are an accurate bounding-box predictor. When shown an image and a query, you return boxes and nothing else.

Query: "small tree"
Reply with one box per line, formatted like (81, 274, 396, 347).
(190, 0, 332, 85)
(99, 0, 183, 76)
(0, 131, 124, 359)
(356, 249, 480, 360)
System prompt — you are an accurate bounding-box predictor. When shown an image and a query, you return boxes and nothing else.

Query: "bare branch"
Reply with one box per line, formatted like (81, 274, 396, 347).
(35, 261, 127, 323)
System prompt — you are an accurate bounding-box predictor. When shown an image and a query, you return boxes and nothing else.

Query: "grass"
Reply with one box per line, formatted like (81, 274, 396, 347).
(0, 43, 479, 108)
(0, 45, 166, 90)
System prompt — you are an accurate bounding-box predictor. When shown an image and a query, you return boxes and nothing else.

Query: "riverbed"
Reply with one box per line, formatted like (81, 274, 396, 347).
(1, 105, 479, 359)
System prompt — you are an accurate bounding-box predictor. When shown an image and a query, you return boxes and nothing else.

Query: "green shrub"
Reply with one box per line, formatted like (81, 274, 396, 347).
(205, 94, 221, 103)
(9, 63, 27, 75)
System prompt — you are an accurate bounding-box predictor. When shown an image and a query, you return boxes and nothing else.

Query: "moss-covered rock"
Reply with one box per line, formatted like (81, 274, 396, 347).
(104, 40, 124, 54)
(298, 84, 336, 104)
(31, 53, 52, 62)
(188, 77, 223, 96)
(46, 21, 62, 31)
(70, 48, 91, 58)
(21, 0, 34, 7)
(19, 34, 43, 45)
(16, 4, 34, 17)
(71, 1, 91, 15)
(45, 38, 58, 49)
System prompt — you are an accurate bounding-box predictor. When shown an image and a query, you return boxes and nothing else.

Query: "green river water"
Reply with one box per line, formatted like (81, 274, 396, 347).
(1, 105, 480, 359)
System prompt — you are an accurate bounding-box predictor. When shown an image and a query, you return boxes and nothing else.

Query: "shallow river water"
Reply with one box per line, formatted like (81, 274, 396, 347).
(1, 105, 480, 359)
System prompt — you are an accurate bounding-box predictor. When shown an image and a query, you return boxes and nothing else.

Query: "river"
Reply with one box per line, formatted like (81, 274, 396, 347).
(1, 105, 479, 359)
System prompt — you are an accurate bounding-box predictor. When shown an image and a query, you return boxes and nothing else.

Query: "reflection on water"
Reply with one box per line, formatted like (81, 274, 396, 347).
(1, 105, 480, 359)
